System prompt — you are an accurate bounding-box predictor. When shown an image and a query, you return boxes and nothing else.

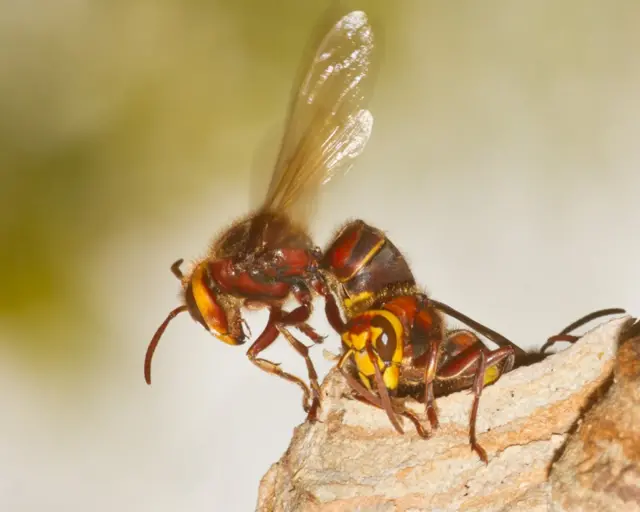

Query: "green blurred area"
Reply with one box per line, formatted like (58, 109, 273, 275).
(0, 1, 398, 374)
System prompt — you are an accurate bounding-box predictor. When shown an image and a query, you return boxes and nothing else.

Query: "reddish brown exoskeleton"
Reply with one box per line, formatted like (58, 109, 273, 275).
(541, 307, 626, 354)
(144, 10, 377, 419)
(318, 220, 527, 462)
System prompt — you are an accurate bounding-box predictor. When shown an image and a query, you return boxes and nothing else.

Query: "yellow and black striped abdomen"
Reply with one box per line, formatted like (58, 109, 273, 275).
(323, 220, 415, 301)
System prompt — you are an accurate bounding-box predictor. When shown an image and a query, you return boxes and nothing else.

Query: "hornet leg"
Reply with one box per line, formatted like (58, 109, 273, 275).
(247, 308, 316, 418)
(437, 330, 516, 463)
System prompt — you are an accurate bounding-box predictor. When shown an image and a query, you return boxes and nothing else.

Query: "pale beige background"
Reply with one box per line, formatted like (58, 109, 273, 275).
(1, 1, 639, 510)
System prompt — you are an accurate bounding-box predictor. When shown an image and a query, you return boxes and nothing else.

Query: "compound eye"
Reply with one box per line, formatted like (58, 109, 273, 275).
(184, 282, 209, 330)
(370, 315, 397, 361)
(189, 264, 229, 335)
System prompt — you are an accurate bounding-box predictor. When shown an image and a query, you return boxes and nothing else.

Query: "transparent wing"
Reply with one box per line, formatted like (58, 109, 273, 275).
(261, 10, 376, 224)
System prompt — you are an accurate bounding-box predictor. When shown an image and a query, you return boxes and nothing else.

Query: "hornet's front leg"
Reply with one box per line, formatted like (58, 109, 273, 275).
(277, 283, 327, 417)
(277, 326, 322, 421)
(243, 283, 326, 420)
(246, 308, 314, 418)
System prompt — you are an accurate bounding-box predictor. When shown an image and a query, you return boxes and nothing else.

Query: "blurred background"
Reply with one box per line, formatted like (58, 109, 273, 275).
(1, 0, 639, 510)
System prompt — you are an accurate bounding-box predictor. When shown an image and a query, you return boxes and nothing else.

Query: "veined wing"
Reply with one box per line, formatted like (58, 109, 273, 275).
(261, 10, 376, 226)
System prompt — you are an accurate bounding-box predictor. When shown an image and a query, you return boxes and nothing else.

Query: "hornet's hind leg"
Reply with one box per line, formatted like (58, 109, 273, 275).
(436, 329, 516, 463)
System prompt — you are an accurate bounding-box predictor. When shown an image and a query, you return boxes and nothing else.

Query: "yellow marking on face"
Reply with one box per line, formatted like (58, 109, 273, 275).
(342, 331, 369, 351)
(191, 264, 238, 344)
(358, 372, 372, 390)
(483, 366, 500, 386)
(354, 350, 378, 376)
(192, 265, 213, 317)
(216, 333, 241, 346)
(367, 310, 404, 365)
(369, 325, 383, 345)
(342, 309, 406, 395)
(383, 365, 399, 390)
